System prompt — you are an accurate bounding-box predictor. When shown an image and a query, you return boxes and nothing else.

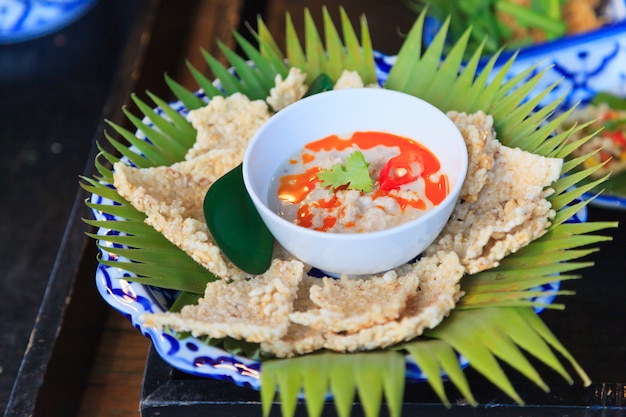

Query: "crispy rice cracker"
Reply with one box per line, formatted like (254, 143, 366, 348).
(333, 70, 365, 89)
(185, 93, 270, 160)
(425, 115, 563, 274)
(266, 67, 308, 111)
(322, 252, 464, 353)
(447, 111, 499, 202)
(113, 149, 250, 281)
(260, 275, 326, 357)
(141, 259, 304, 343)
(266, 68, 375, 113)
(289, 268, 419, 333)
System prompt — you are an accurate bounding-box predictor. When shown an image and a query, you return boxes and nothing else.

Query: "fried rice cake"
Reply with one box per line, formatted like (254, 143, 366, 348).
(428, 111, 563, 274)
(113, 148, 251, 281)
(288, 267, 419, 334)
(185, 92, 270, 160)
(447, 110, 499, 203)
(260, 275, 327, 357)
(141, 259, 304, 343)
(113, 93, 273, 281)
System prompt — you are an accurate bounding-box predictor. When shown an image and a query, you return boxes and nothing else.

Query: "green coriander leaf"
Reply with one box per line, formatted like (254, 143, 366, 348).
(317, 150, 373, 192)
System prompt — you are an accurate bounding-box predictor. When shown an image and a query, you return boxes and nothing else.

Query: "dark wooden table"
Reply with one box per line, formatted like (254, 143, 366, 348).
(0, 1, 149, 415)
(2, 1, 625, 416)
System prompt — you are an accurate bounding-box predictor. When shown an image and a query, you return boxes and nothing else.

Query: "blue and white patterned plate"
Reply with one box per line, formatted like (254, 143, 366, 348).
(91, 52, 571, 389)
(0, 0, 98, 44)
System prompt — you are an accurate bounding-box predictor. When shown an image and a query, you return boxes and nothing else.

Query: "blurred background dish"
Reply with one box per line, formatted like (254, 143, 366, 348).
(419, 0, 626, 58)
(419, 0, 626, 110)
(0, 0, 99, 44)
(418, 0, 626, 206)
(555, 92, 626, 208)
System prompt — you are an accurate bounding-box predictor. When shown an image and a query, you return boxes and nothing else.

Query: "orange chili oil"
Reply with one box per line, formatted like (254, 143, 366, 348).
(277, 166, 322, 204)
(277, 131, 449, 231)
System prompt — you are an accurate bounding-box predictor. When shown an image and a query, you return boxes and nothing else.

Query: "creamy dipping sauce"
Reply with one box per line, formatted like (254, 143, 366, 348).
(269, 131, 449, 233)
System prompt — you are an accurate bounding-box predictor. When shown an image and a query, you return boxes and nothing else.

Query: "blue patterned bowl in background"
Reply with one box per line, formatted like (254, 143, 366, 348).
(0, 0, 99, 44)
(423, 0, 626, 112)
(488, 20, 626, 112)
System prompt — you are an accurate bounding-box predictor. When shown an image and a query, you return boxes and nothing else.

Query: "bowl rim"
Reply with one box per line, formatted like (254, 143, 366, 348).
(242, 87, 468, 241)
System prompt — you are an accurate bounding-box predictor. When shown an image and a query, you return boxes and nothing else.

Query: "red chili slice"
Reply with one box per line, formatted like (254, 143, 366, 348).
(379, 151, 424, 191)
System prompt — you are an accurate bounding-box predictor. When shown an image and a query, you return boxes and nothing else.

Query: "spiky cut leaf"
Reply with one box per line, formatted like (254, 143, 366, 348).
(402, 339, 476, 406)
(422, 307, 590, 401)
(261, 351, 405, 417)
(167, 6, 376, 105)
(82, 8, 617, 417)
(284, 7, 376, 85)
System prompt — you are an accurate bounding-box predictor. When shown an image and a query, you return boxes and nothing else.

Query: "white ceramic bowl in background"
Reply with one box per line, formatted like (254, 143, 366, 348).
(243, 88, 468, 276)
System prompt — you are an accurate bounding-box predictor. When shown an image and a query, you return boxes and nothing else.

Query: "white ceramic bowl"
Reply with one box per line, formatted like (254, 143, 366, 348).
(243, 88, 468, 276)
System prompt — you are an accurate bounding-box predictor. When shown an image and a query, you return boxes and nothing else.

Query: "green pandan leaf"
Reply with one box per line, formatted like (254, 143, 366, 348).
(186, 61, 224, 99)
(164, 73, 206, 110)
(420, 24, 471, 108)
(203, 164, 274, 274)
(427, 309, 525, 405)
(145, 91, 197, 144)
(384, 12, 429, 92)
(96, 254, 212, 294)
(262, 351, 405, 417)
(217, 41, 268, 99)
(256, 18, 289, 77)
(169, 291, 201, 313)
(232, 31, 282, 92)
(403, 339, 476, 406)
(340, 9, 372, 82)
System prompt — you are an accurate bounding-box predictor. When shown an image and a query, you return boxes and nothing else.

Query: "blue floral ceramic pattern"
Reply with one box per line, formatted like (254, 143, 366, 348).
(92, 53, 567, 389)
(491, 21, 626, 112)
(0, 0, 98, 43)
